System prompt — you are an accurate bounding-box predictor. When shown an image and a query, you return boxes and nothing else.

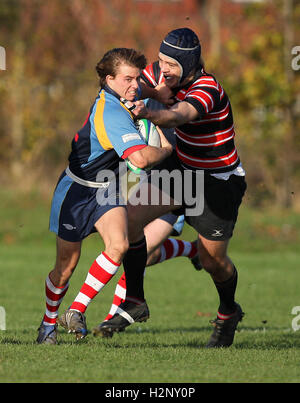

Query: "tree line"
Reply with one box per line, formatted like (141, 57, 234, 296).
(0, 0, 299, 208)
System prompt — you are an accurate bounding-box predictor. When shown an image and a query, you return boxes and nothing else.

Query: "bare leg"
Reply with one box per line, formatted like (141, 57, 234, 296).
(196, 235, 233, 283)
(49, 237, 82, 287)
(37, 237, 82, 343)
(144, 218, 174, 265)
(69, 207, 129, 313)
(94, 207, 129, 264)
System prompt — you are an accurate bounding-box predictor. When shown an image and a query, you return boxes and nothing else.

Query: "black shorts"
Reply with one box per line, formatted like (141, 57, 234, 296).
(185, 173, 247, 241)
(147, 151, 246, 240)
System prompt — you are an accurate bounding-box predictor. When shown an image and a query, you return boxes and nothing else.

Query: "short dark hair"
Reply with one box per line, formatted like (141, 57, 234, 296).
(96, 48, 147, 88)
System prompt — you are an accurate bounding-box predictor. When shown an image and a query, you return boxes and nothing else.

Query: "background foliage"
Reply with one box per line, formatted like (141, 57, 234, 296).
(0, 0, 300, 209)
(1, 1, 300, 383)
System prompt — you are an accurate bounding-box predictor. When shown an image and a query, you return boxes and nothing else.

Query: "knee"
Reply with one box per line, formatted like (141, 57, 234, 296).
(200, 255, 226, 275)
(105, 239, 129, 263)
(117, 239, 130, 257)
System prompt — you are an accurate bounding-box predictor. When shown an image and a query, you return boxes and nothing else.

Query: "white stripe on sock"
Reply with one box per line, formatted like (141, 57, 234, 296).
(46, 296, 65, 307)
(45, 309, 58, 319)
(115, 284, 126, 299)
(46, 276, 69, 294)
(108, 303, 119, 318)
(96, 254, 119, 275)
(73, 291, 92, 307)
(85, 272, 105, 292)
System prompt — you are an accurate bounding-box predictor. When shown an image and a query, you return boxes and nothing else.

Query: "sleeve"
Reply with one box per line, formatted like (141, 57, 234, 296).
(184, 80, 221, 117)
(140, 62, 159, 88)
(102, 103, 147, 159)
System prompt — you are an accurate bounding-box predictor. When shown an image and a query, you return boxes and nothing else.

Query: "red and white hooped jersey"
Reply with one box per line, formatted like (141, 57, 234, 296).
(141, 62, 240, 173)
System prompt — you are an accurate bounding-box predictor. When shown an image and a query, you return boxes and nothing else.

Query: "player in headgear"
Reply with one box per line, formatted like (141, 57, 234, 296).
(159, 27, 201, 84)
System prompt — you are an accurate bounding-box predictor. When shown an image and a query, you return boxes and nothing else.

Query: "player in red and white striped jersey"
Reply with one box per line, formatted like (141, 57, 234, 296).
(141, 56, 239, 173)
(96, 28, 246, 348)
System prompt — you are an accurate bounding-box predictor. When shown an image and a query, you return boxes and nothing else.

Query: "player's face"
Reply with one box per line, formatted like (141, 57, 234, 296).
(106, 63, 140, 101)
(158, 53, 182, 88)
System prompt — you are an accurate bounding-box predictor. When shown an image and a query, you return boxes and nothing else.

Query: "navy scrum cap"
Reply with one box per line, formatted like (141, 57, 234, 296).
(159, 28, 201, 83)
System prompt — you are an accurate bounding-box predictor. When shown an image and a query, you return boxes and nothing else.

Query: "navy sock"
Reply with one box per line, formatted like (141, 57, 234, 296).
(123, 237, 147, 302)
(214, 267, 238, 316)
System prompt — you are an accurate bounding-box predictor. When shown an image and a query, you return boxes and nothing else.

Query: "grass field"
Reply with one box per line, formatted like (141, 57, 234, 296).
(1, 189, 300, 384)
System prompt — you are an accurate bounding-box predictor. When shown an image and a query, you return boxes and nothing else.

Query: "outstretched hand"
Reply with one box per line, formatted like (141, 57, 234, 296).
(131, 100, 149, 119)
(153, 83, 175, 106)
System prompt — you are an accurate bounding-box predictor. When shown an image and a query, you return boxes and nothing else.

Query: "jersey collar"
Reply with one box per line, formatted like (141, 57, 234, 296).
(171, 66, 205, 94)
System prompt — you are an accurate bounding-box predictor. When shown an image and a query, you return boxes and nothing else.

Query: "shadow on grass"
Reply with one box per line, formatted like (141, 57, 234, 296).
(0, 337, 33, 345)
(2, 326, 300, 350)
(57, 326, 300, 350)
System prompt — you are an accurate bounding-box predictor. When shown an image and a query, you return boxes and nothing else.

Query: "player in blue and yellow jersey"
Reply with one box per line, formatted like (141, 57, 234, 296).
(36, 48, 173, 344)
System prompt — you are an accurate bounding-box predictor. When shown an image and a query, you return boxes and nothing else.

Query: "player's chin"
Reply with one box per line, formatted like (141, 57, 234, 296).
(126, 92, 137, 101)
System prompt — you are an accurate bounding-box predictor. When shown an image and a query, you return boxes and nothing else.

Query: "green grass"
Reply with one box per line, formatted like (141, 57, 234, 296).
(1, 189, 300, 383)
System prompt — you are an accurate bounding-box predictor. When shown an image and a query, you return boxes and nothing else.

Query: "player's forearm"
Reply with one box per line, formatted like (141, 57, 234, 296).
(128, 144, 172, 169)
(134, 99, 198, 128)
(143, 108, 183, 128)
(145, 146, 172, 168)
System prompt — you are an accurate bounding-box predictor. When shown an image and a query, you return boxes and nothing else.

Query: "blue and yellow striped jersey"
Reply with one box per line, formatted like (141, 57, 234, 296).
(68, 86, 146, 181)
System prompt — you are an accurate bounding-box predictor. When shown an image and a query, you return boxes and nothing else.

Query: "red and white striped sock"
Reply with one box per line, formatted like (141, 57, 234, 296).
(103, 240, 197, 321)
(104, 272, 126, 321)
(156, 239, 197, 264)
(70, 252, 120, 313)
(43, 275, 69, 326)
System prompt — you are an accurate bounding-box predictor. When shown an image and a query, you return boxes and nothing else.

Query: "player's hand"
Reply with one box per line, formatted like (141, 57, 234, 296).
(131, 100, 148, 119)
(153, 83, 175, 106)
(156, 125, 172, 155)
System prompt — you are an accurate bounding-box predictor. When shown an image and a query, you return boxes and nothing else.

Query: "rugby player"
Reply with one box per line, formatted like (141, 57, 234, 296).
(95, 28, 247, 348)
(36, 48, 173, 344)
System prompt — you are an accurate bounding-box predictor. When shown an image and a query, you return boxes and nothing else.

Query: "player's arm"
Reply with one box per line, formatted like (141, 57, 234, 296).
(127, 126, 172, 169)
(103, 101, 172, 170)
(139, 79, 174, 106)
(132, 100, 200, 128)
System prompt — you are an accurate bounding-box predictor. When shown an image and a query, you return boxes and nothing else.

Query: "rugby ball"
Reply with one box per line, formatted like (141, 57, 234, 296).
(126, 119, 161, 174)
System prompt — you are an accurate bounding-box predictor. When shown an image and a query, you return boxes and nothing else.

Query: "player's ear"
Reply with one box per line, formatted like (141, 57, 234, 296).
(106, 74, 114, 85)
